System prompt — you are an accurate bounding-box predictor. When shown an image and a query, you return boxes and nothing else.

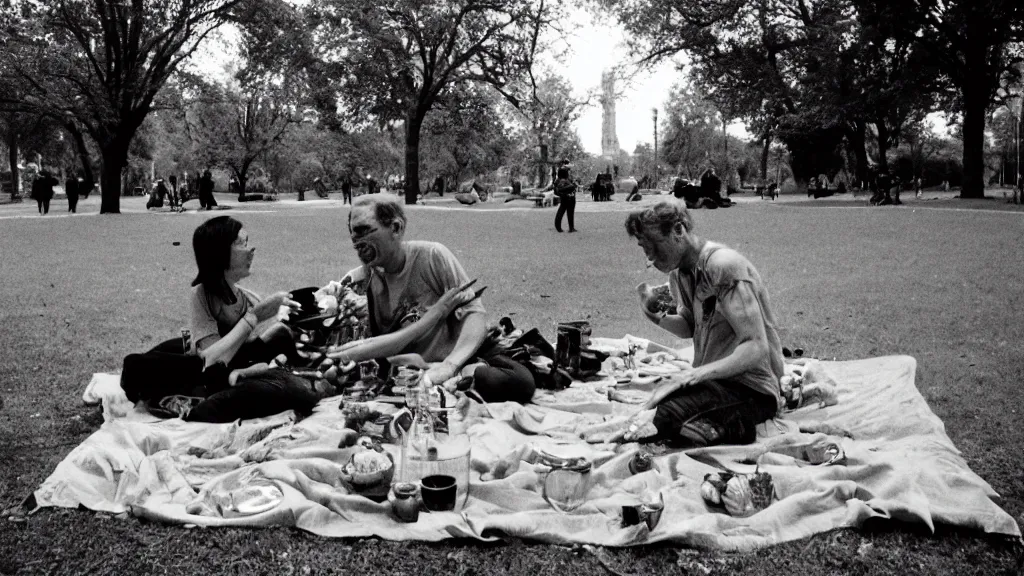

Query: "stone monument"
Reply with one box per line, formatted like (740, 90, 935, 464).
(600, 70, 620, 163)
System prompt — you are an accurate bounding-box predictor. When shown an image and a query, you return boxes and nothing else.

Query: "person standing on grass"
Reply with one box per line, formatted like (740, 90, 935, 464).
(168, 174, 180, 208)
(65, 173, 79, 213)
(342, 173, 353, 204)
(547, 162, 578, 233)
(326, 194, 536, 403)
(199, 169, 217, 210)
(624, 200, 783, 446)
(32, 170, 57, 215)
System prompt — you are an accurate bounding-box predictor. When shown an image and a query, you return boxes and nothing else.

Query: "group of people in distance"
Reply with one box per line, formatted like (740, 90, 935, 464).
(148, 170, 219, 211)
(180, 194, 782, 448)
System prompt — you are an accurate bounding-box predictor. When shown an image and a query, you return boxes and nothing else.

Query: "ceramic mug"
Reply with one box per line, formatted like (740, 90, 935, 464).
(420, 474, 457, 512)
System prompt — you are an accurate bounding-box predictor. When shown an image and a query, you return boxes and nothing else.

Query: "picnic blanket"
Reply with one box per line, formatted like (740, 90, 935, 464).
(36, 336, 1020, 550)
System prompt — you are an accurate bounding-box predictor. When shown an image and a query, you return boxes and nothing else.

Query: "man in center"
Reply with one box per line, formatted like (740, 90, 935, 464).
(334, 195, 536, 403)
(626, 200, 783, 446)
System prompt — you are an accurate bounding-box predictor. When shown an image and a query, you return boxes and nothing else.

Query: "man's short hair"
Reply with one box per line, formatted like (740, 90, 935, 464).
(350, 194, 407, 231)
(624, 200, 694, 238)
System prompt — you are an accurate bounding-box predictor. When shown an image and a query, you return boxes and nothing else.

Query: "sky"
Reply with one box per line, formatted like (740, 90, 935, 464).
(548, 10, 687, 155)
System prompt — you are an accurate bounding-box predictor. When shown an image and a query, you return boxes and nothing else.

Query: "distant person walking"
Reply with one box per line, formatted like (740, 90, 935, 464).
(341, 174, 353, 204)
(914, 176, 922, 199)
(65, 174, 79, 213)
(168, 174, 180, 208)
(199, 169, 218, 210)
(366, 174, 378, 195)
(32, 170, 57, 215)
(549, 163, 578, 233)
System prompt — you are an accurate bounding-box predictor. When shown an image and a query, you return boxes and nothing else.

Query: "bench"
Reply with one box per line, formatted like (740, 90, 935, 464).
(531, 192, 558, 207)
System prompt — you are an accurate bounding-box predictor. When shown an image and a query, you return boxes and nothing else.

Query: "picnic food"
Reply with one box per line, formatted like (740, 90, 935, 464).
(343, 446, 394, 486)
(637, 282, 676, 315)
(701, 471, 775, 517)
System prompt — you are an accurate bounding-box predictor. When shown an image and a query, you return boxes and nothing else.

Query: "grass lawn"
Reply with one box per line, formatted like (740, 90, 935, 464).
(1, 195, 1023, 575)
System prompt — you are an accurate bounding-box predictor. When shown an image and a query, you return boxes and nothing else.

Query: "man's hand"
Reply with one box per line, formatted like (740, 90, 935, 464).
(642, 368, 700, 410)
(423, 360, 458, 385)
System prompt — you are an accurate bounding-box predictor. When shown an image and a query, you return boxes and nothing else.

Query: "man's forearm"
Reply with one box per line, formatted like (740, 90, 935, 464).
(692, 339, 767, 383)
(656, 314, 694, 339)
(444, 311, 488, 369)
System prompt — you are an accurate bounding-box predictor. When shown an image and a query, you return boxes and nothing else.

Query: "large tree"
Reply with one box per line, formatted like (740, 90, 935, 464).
(307, 0, 560, 204)
(187, 76, 303, 196)
(420, 84, 516, 188)
(606, 0, 943, 188)
(515, 73, 589, 187)
(0, 0, 245, 213)
(893, 0, 1024, 198)
(659, 83, 720, 179)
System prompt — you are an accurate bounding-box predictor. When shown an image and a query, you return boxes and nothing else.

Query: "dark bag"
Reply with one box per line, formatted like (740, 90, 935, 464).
(503, 328, 573, 391)
(554, 178, 577, 198)
(555, 321, 608, 380)
(120, 339, 229, 403)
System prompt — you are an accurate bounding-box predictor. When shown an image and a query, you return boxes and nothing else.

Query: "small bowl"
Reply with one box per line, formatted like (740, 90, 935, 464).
(342, 449, 395, 487)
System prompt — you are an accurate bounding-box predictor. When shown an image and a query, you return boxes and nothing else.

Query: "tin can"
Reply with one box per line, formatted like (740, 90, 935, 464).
(392, 482, 420, 522)
(628, 450, 653, 475)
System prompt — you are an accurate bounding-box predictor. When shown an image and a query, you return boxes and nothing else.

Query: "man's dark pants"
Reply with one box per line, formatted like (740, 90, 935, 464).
(653, 380, 777, 446)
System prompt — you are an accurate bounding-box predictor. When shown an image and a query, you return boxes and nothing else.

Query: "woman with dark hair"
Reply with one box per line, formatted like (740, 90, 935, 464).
(190, 215, 300, 369)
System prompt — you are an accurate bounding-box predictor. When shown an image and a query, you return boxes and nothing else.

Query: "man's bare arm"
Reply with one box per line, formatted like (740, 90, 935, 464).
(690, 282, 768, 383)
(444, 310, 488, 369)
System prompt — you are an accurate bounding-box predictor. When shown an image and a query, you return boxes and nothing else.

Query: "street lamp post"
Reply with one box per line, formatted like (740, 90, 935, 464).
(652, 108, 658, 189)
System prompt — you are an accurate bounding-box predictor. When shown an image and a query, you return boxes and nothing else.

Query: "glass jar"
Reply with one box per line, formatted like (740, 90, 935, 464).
(542, 458, 592, 513)
(392, 482, 420, 522)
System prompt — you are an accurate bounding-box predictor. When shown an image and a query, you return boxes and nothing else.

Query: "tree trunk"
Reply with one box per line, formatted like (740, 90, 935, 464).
(960, 86, 988, 198)
(99, 142, 129, 214)
(538, 142, 548, 188)
(849, 121, 869, 186)
(875, 122, 890, 173)
(7, 127, 19, 200)
(65, 122, 95, 183)
(760, 133, 771, 180)
(403, 111, 424, 205)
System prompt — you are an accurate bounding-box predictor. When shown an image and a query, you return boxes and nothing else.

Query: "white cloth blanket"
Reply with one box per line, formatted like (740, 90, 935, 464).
(39, 336, 1021, 550)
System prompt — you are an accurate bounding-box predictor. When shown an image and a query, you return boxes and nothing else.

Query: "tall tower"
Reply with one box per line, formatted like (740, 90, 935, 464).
(600, 70, 620, 161)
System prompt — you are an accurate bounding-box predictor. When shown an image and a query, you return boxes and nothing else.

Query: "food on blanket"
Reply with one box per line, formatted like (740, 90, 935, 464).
(703, 471, 774, 517)
(801, 381, 838, 408)
(608, 389, 646, 405)
(338, 429, 359, 448)
(798, 422, 854, 439)
(700, 478, 723, 505)
(630, 374, 663, 386)
(343, 447, 394, 486)
(232, 484, 284, 516)
(637, 282, 676, 314)
(623, 409, 658, 442)
(628, 450, 654, 474)
(342, 403, 381, 430)
(317, 295, 339, 315)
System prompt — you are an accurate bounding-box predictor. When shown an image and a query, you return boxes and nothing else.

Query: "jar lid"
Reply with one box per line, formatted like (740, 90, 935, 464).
(553, 458, 592, 473)
(393, 482, 418, 498)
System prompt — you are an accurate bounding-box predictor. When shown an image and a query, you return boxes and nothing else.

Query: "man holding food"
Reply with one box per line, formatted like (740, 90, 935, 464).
(326, 195, 536, 403)
(623, 200, 783, 446)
